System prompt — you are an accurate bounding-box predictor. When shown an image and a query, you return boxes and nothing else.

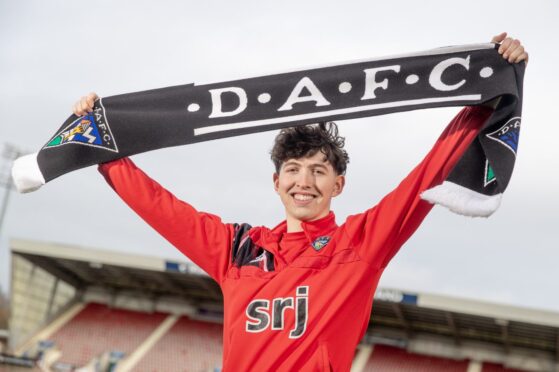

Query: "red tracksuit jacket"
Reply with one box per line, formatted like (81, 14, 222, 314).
(99, 106, 492, 371)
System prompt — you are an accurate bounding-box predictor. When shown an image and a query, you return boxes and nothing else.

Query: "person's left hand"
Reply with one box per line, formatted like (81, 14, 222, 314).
(491, 32, 528, 64)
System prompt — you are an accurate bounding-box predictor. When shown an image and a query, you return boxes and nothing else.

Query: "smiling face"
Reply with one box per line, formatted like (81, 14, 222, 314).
(273, 151, 345, 232)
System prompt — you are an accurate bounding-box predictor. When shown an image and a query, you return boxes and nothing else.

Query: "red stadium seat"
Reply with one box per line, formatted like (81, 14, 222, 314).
(47, 303, 167, 368)
(482, 362, 530, 372)
(132, 316, 223, 372)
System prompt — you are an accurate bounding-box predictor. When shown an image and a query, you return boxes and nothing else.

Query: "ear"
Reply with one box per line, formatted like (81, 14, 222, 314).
(332, 175, 345, 197)
(273, 173, 279, 193)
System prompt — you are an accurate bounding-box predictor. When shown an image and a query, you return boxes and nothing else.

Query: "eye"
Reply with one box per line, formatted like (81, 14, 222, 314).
(313, 169, 325, 175)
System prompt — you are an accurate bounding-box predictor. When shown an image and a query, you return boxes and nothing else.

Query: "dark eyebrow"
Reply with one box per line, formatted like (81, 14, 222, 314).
(310, 163, 328, 170)
(281, 160, 331, 171)
(282, 161, 301, 168)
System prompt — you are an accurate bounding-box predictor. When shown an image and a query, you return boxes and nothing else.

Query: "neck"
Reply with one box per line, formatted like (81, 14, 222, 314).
(285, 210, 332, 233)
(286, 218, 304, 233)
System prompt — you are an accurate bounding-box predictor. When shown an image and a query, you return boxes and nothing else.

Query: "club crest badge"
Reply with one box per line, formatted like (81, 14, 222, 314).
(486, 117, 521, 156)
(44, 103, 118, 153)
(311, 236, 331, 251)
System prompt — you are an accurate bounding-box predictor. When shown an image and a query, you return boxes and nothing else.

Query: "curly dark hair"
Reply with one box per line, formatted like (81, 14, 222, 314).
(270, 121, 349, 175)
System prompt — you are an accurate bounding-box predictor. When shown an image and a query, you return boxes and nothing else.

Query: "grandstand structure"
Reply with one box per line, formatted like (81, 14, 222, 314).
(3, 239, 559, 372)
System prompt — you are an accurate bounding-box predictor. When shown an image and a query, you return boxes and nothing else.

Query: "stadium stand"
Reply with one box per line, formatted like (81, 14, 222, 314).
(47, 303, 167, 369)
(363, 344, 469, 371)
(482, 362, 532, 372)
(4, 239, 559, 372)
(0, 366, 40, 372)
(0, 356, 40, 372)
(132, 316, 223, 372)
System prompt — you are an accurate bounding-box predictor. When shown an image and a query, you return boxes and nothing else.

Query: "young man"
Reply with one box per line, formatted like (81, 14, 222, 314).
(75, 33, 527, 371)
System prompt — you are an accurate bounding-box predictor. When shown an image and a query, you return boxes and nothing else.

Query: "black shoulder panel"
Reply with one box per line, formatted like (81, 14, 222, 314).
(231, 223, 275, 272)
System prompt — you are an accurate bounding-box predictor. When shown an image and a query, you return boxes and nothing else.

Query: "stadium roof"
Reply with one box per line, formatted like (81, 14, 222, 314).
(10, 239, 222, 305)
(371, 289, 559, 356)
(11, 239, 559, 359)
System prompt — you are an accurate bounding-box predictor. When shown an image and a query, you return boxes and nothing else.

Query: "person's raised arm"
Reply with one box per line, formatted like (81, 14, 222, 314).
(98, 158, 235, 284)
(74, 93, 236, 284)
(344, 33, 528, 269)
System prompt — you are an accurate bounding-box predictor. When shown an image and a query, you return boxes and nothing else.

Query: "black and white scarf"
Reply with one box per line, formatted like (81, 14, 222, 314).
(12, 43, 524, 217)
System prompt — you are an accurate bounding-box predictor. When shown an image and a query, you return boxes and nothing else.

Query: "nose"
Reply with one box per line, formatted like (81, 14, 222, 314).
(295, 168, 313, 188)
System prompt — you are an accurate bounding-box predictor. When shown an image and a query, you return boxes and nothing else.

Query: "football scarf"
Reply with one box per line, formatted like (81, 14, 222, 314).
(12, 43, 524, 217)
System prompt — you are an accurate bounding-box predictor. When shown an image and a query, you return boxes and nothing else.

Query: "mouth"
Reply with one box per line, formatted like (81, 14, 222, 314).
(291, 192, 316, 205)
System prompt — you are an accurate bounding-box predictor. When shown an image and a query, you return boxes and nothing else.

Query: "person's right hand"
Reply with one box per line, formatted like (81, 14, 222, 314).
(73, 92, 99, 116)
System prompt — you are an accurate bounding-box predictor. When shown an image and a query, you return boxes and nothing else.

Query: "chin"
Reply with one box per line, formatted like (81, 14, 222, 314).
(295, 212, 323, 222)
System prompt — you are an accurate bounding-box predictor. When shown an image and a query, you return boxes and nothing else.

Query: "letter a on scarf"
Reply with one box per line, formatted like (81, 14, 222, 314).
(12, 42, 525, 217)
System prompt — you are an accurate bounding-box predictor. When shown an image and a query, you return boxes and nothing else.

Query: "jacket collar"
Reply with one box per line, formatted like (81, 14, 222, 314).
(251, 211, 338, 247)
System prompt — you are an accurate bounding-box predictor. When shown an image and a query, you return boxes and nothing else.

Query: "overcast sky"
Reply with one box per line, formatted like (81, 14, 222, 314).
(0, 0, 557, 312)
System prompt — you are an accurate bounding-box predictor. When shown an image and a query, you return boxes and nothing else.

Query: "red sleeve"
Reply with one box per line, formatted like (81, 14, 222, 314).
(344, 106, 493, 269)
(98, 158, 234, 284)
